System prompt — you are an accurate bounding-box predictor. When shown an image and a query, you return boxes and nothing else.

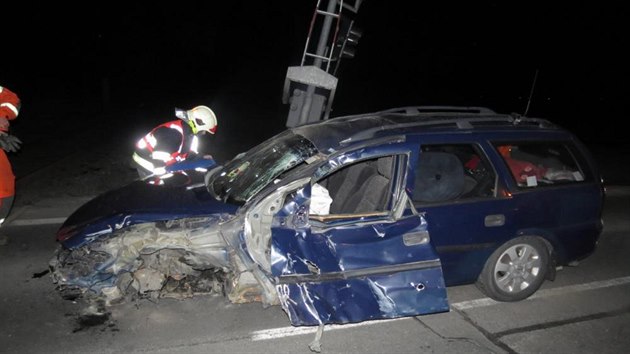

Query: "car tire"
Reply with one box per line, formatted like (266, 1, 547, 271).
(476, 236, 549, 302)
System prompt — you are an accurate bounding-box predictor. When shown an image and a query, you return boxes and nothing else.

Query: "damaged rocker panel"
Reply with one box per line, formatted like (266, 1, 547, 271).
(277, 259, 442, 283)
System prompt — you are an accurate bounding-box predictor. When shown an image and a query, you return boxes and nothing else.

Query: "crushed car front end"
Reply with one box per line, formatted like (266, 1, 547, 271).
(48, 172, 256, 304)
(50, 130, 321, 308)
(50, 213, 239, 303)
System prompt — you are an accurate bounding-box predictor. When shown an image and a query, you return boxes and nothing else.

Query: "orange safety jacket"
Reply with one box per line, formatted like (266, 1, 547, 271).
(132, 120, 199, 175)
(0, 86, 20, 125)
(0, 86, 20, 198)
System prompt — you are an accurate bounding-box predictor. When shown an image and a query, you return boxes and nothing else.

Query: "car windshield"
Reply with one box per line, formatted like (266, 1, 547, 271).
(209, 130, 317, 205)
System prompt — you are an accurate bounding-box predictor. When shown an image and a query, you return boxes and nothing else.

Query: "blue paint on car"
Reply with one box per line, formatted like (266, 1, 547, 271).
(50, 106, 604, 326)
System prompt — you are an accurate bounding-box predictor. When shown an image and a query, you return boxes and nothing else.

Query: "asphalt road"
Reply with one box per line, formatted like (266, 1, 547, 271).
(2, 107, 629, 353)
(0, 187, 628, 353)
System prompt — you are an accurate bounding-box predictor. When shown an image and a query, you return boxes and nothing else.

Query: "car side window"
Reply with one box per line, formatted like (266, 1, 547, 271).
(310, 155, 395, 218)
(493, 142, 585, 188)
(412, 144, 496, 204)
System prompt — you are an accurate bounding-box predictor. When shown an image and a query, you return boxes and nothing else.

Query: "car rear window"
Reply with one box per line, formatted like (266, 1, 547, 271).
(492, 141, 590, 188)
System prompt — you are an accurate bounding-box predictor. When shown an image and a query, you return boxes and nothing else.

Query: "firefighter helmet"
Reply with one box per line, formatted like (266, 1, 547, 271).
(187, 105, 217, 134)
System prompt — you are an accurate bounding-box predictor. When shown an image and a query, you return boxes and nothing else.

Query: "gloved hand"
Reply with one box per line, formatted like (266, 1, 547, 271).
(0, 132, 22, 152)
(0, 117, 9, 131)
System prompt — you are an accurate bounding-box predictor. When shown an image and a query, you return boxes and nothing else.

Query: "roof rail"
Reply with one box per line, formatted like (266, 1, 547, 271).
(342, 113, 555, 144)
(377, 106, 497, 115)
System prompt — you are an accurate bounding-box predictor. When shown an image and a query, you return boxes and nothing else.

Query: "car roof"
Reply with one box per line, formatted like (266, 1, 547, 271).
(291, 106, 563, 153)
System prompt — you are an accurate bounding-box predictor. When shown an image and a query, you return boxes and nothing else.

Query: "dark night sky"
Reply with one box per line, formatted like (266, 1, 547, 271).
(3, 1, 628, 144)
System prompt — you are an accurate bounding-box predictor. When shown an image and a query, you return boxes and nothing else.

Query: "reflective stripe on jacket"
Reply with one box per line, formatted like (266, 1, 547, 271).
(134, 120, 196, 175)
(0, 86, 21, 125)
(0, 85, 18, 197)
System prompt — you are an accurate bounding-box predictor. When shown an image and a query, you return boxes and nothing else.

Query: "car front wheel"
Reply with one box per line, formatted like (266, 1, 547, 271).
(476, 236, 549, 302)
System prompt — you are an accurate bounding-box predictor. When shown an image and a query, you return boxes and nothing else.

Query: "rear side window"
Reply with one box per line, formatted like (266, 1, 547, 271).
(493, 142, 588, 188)
(412, 144, 497, 204)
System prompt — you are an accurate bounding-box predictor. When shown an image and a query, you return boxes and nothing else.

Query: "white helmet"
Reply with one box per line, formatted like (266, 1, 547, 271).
(187, 105, 217, 134)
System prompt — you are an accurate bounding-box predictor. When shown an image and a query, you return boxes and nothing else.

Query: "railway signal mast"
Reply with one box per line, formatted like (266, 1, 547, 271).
(283, 0, 363, 127)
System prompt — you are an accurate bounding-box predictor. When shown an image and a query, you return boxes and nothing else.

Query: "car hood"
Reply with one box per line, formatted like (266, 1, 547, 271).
(57, 179, 239, 249)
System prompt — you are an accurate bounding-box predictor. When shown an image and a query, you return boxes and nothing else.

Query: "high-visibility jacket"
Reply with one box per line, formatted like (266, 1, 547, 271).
(0, 86, 20, 199)
(132, 119, 200, 175)
(0, 152, 14, 198)
(0, 86, 20, 125)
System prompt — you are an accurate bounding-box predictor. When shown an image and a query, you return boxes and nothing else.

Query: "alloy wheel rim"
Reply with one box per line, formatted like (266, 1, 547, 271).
(493, 243, 542, 293)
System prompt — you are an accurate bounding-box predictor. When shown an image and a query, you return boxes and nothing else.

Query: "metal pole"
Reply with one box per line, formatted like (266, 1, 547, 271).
(299, 0, 338, 125)
(313, 0, 337, 69)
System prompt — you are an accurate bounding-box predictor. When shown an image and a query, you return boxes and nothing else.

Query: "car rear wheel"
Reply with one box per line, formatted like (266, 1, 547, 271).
(476, 236, 549, 302)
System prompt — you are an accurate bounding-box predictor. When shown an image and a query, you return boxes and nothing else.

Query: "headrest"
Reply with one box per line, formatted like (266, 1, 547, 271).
(377, 156, 393, 179)
(414, 152, 464, 202)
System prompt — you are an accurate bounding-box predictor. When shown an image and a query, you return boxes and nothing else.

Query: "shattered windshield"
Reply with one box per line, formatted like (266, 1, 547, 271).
(209, 130, 317, 205)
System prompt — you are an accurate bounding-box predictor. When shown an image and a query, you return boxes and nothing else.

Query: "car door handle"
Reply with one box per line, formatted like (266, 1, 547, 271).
(484, 214, 505, 227)
(403, 231, 430, 246)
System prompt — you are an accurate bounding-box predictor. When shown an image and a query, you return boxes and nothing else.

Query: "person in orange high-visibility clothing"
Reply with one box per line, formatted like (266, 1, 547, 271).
(0, 85, 22, 245)
(132, 105, 217, 184)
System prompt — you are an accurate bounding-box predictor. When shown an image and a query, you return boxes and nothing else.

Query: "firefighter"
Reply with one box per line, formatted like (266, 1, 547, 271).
(132, 105, 217, 182)
(0, 85, 22, 245)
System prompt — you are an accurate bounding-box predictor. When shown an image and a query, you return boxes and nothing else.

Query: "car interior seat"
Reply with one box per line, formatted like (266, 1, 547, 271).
(413, 152, 465, 203)
(343, 156, 393, 214)
(328, 160, 378, 214)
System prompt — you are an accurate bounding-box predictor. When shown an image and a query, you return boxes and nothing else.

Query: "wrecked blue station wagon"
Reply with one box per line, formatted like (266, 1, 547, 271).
(49, 106, 605, 326)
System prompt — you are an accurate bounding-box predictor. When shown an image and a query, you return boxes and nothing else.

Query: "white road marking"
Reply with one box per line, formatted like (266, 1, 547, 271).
(452, 275, 630, 310)
(9, 217, 67, 226)
(251, 276, 630, 341)
(251, 318, 403, 341)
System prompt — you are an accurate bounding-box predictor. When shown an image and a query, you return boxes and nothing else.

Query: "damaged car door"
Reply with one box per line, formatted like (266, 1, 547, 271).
(260, 145, 449, 325)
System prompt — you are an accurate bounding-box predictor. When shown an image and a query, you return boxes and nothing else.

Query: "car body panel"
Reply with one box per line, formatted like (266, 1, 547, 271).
(263, 143, 449, 325)
(57, 178, 239, 249)
(49, 106, 604, 328)
(405, 131, 604, 285)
